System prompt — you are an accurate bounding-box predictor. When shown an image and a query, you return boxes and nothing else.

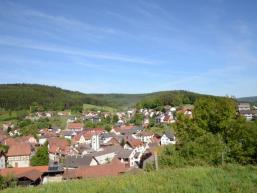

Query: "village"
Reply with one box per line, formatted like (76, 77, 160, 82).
(0, 102, 256, 186)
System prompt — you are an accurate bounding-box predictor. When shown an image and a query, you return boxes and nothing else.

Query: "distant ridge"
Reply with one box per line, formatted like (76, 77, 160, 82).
(0, 83, 222, 110)
(237, 96, 257, 104)
(0, 84, 107, 110)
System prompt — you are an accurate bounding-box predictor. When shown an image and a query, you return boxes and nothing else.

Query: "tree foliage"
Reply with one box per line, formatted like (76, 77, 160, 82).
(0, 84, 107, 111)
(136, 90, 202, 109)
(160, 96, 257, 167)
(31, 143, 49, 166)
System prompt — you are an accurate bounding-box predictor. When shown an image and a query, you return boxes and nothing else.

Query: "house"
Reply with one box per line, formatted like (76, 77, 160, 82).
(117, 149, 135, 167)
(35, 112, 52, 118)
(0, 166, 49, 186)
(5, 136, 37, 147)
(61, 130, 77, 140)
(100, 132, 114, 144)
(72, 132, 92, 145)
(239, 110, 253, 121)
(135, 131, 154, 143)
(72, 129, 104, 146)
(238, 103, 251, 111)
(177, 109, 193, 119)
(111, 126, 143, 136)
(42, 163, 64, 184)
(63, 157, 127, 180)
(7, 142, 32, 167)
(124, 137, 146, 154)
(67, 116, 77, 123)
(143, 118, 150, 127)
(91, 146, 119, 165)
(160, 131, 176, 145)
(18, 136, 37, 146)
(38, 131, 58, 146)
(155, 115, 165, 124)
(64, 155, 98, 168)
(67, 122, 83, 132)
(90, 115, 102, 124)
(48, 138, 70, 162)
(163, 114, 175, 124)
(57, 111, 70, 116)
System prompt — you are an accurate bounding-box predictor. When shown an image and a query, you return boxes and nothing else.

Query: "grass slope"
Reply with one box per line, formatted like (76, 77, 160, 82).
(3, 165, 257, 193)
(83, 103, 117, 112)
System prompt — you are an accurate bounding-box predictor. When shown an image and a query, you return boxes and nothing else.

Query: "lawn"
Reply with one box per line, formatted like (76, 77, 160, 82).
(2, 165, 257, 193)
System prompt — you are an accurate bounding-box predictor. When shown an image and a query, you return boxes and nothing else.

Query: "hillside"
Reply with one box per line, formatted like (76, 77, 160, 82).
(2, 165, 257, 193)
(0, 84, 218, 111)
(135, 90, 207, 109)
(237, 96, 257, 105)
(88, 93, 146, 109)
(89, 91, 208, 109)
(0, 84, 107, 111)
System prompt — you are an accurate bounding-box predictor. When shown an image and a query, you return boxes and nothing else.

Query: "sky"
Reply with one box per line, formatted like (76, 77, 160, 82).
(0, 0, 257, 97)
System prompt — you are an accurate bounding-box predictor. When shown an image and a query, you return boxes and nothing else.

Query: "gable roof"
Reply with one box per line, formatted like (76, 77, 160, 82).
(117, 149, 133, 159)
(0, 166, 48, 179)
(137, 131, 154, 137)
(7, 142, 32, 157)
(65, 155, 95, 168)
(126, 137, 144, 149)
(48, 137, 69, 154)
(163, 130, 175, 140)
(92, 146, 122, 157)
(63, 157, 127, 179)
(68, 123, 83, 130)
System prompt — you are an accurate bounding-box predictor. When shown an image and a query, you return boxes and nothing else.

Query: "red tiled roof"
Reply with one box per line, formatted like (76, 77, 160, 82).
(126, 137, 144, 148)
(63, 157, 127, 179)
(112, 125, 136, 133)
(4, 136, 37, 146)
(139, 131, 154, 137)
(85, 128, 104, 134)
(0, 166, 48, 181)
(163, 115, 171, 122)
(72, 130, 102, 144)
(68, 123, 83, 130)
(48, 137, 69, 154)
(7, 142, 32, 157)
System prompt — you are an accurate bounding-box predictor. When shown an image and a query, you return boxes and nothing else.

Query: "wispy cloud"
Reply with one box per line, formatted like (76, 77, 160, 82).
(2, 1, 117, 37)
(0, 36, 159, 64)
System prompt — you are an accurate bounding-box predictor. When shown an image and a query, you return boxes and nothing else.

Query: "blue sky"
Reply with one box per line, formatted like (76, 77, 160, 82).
(0, 0, 257, 97)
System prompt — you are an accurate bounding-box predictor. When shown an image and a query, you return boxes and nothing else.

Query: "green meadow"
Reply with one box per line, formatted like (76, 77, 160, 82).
(3, 165, 257, 193)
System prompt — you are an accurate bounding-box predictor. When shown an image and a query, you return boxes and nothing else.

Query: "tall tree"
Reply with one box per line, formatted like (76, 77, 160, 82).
(31, 143, 49, 166)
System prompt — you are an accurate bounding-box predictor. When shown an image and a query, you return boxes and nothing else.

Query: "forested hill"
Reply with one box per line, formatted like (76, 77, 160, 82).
(88, 93, 146, 108)
(237, 96, 257, 105)
(89, 91, 208, 109)
(0, 84, 107, 110)
(0, 84, 221, 111)
(135, 90, 208, 108)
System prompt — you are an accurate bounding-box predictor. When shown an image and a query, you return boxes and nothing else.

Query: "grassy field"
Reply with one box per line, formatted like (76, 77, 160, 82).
(0, 111, 17, 122)
(83, 103, 117, 112)
(2, 165, 257, 193)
